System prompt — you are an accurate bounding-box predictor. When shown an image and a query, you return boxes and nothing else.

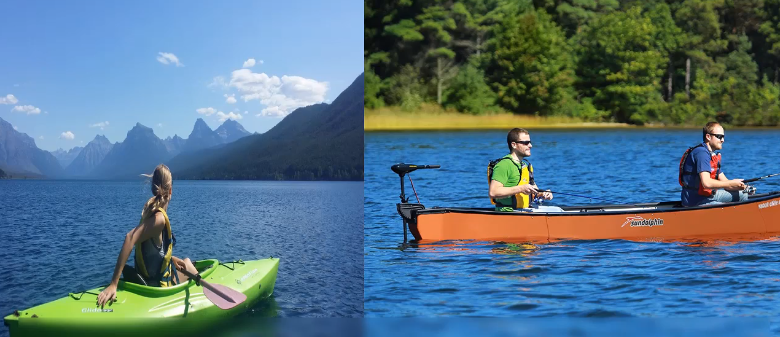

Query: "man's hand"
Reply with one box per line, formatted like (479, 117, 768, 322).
(516, 184, 539, 195)
(725, 179, 746, 191)
(539, 190, 553, 200)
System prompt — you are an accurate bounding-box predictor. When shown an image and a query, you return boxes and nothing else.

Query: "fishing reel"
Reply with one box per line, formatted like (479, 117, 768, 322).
(532, 192, 546, 207)
(745, 185, 756, 195)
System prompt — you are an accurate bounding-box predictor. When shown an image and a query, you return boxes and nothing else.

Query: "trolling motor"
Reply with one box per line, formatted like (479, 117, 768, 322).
(391, 163, 440, 243)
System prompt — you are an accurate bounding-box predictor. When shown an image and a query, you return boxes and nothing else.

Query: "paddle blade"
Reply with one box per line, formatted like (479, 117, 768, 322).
(202, 282, 247, 310)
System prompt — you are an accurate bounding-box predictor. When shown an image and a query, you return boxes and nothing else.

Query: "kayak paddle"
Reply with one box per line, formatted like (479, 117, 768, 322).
(178, 268, 246, 310)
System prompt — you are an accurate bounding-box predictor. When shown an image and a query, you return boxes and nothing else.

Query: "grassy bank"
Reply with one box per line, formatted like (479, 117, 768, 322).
(365, 104, 633, 131)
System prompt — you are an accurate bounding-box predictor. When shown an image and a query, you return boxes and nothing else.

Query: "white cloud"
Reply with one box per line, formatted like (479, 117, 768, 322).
(224, 94, 237, 104)
(229, 69, 328, 117)
(13, 126, 17, 130)
(208, 76, 228, 90)
(217, 111, 243, 122)
(11, 105, 41, 115)
(242, 58, 256, 68)
(257, 106, 282, 117)
(157, 52, 184, 67)
(89, 121, 109, 130)
(157, 123, 163, 128)
(244, 111, 248, 115)
(38, 136, 44, 140)
(197, 107, 217, 116)
(0, 94, 18, 104)
(60, 131, 75, 140)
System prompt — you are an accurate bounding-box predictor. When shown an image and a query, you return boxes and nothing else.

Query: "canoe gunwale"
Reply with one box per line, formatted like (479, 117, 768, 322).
(413, 191, 780, 218)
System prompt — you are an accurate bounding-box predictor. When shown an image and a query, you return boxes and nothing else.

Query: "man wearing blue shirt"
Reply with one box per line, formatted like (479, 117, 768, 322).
(679, 122, 748, 207)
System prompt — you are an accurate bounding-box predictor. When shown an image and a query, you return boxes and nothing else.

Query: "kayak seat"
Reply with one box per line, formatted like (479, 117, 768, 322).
(122, 264, 148, 286)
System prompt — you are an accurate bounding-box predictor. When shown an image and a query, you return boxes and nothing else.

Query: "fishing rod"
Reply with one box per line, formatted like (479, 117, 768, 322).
(743, 172, 780, 183)
(534, 188, 626, 205)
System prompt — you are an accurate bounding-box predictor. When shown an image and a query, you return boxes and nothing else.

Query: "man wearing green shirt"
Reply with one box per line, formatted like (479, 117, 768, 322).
(489, 128, 553, 211)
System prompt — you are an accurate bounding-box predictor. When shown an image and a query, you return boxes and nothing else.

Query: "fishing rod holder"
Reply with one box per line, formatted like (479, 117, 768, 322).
(391, 163, 440, 243)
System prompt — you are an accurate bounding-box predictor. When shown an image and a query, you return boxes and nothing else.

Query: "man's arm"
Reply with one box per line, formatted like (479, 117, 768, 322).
(699, 172, 744, 190)
(489, 179, 537, 199)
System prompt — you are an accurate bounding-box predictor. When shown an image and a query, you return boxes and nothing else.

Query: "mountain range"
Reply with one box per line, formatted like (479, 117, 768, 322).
(0, 117, 63, 177)
(51, 146, 83, 168)
(0, 117, 251, 179)
(0, 72, 364, 181)
(168, 72, 364, 180)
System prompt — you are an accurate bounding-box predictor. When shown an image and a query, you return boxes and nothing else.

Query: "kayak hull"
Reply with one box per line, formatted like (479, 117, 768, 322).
(3, 257, 279, 337)
(406, 192, 780, 242)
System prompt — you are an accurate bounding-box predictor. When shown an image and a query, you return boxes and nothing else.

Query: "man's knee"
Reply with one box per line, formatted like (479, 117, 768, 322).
(739, 191, 749, 201)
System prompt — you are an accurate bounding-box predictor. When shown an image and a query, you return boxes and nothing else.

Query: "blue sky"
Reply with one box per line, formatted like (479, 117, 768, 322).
(0, 1, 363, 151)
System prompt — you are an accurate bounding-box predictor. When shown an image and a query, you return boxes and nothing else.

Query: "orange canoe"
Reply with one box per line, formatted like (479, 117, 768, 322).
(391, 163, 780, 242)
(399, 194, 780, 242)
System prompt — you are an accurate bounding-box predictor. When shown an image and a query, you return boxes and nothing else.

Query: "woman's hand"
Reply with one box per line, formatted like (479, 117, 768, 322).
(97, 283, 117, 308)
(175, 258, 187, 272)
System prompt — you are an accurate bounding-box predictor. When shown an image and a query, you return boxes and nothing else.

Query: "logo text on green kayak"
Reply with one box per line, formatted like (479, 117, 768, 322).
(236, 268, 258, 285)
(621, 216, 663, 228)
(82, 308, 113, 313)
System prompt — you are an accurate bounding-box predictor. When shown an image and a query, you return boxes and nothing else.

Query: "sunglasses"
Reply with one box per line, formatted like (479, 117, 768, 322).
(709, 133, 725, 140)
(513, 140, 532, 145)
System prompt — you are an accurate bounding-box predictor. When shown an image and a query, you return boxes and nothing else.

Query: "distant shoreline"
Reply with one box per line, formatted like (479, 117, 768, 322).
(365, 106, 629, 131)
(364, 107, 780, 131)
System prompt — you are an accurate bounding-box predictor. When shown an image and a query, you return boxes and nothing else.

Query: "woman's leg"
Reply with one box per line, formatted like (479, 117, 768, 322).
(173, 258, 199, 285)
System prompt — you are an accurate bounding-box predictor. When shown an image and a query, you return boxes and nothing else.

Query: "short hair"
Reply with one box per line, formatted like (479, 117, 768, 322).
(507, 128, 529, 151)
(702, 121, 721, 141)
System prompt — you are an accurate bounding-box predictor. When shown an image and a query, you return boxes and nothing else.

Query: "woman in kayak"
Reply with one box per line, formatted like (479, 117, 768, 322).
(97, 164, 199, 307)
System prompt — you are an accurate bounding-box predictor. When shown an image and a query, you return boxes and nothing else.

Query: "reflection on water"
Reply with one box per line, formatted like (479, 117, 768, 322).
(491, 242, 541, 256)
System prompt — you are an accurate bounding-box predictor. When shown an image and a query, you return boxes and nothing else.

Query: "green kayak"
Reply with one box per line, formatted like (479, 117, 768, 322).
(4, 258, 279, 337)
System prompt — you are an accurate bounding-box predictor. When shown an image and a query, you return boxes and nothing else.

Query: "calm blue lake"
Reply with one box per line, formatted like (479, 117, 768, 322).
(0, 180, 363, 336)
(365, 129, 780, 332)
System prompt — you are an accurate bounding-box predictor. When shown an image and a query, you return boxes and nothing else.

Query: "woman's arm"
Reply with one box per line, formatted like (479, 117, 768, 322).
(97, 213, 163, 307)
(171, 256, 183, 271)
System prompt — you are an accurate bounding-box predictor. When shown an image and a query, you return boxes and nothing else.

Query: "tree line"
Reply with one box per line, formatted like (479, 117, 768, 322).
(365, 0, 780, 126)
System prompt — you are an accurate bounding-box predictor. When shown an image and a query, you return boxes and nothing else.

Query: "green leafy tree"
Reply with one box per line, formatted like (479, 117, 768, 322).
(673, 0, 727, 98)
(417, 5, 458, 104)
(383, 64, 425, 111)
(444, 62, 500, 114)
(364, 52, 389, 109)
(535, 0, 619, 37)
(758, 0, 780, 83)
(575, 7, 666, 124)
(485, 10, 576, 115)
(644, 2, 684, 102)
